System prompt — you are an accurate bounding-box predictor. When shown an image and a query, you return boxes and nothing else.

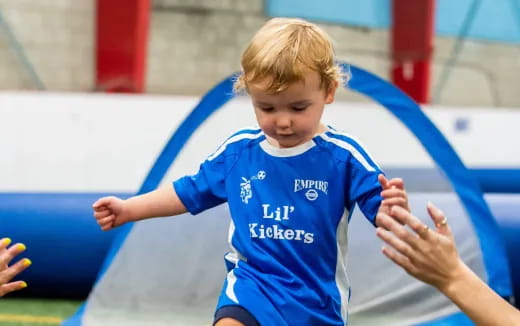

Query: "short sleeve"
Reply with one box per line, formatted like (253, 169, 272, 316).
(173, 153, 229, 215)
(349, 161, 383, 226)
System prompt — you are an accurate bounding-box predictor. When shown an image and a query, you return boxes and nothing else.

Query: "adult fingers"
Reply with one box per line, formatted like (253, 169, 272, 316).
(376, 214, 422, 251)
(381, 246, 415, 274)
(376, 227, 417, 262)
(0, 243, 26, 267)
(0, 258, 31, 284)
(427, 202, 452, 236)
(0, 280, 28, 297)
(390, 206, 430, 240)
(0, 238, 11, 251)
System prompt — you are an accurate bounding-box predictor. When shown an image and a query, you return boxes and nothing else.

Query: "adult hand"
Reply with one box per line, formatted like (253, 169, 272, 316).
(0, 238, 31, 297)
(375, 203, 464, 291)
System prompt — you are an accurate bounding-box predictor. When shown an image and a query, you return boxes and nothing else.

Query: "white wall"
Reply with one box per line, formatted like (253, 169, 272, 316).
(1, 92, 519, 192)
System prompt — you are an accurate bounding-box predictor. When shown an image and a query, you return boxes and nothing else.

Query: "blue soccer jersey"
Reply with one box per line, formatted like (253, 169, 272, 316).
(173, 127, 383, 325)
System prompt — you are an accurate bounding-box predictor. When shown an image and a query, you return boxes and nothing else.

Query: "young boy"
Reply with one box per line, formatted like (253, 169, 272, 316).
(93, 17, 409, 326)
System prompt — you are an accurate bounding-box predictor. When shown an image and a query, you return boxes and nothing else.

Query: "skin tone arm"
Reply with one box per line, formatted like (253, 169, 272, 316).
(376, 204, 520, 326)
(93, 185, 187, 231)
(0, 238, 31, 297)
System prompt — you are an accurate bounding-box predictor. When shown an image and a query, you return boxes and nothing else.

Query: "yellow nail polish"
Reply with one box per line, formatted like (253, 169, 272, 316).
(20, 281, 28, 288)
(23, 258, 32, 267)
(2, 238, 11, 246)
(17, 243, 26, 251)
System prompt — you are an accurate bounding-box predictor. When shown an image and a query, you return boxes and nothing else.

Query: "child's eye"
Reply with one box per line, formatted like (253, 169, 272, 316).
(260, 107, 274, 112)
(292, 106, 308, 111)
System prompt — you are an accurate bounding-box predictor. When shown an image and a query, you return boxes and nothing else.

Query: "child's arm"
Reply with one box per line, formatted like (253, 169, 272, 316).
(93, 185, 187, 231)
(375, 174, 410, 227)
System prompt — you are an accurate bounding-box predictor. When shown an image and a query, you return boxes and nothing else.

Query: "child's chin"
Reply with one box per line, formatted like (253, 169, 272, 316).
(277, 138, 303, 148)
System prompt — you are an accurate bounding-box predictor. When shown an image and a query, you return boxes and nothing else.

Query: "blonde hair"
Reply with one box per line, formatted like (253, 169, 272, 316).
(234, 17, 345, 94)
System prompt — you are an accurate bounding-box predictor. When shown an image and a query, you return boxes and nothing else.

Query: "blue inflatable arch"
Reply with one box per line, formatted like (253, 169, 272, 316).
(65, 63, 512, 325)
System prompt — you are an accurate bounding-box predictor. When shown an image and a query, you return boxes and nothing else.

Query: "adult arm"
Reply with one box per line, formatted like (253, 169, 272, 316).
(376, 204, 520, 326)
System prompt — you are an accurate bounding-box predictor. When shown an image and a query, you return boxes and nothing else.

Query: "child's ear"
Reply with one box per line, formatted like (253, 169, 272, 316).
(324, 81, 338, 104)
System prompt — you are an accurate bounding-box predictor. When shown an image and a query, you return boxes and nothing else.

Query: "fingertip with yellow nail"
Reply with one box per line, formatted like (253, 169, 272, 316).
(23, 258, 32, 267)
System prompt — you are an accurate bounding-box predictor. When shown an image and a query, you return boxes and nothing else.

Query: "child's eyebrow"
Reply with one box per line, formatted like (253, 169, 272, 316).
(254, 101, 273, 107)
(289, 100, 312, 106)
(254, 99, 312, 106)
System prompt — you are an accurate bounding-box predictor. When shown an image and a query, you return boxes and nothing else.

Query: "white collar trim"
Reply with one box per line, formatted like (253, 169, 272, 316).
(259, 139, 316, 157)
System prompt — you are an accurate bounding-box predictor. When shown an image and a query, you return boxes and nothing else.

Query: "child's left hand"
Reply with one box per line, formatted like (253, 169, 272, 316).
(376, 174, 410, 221)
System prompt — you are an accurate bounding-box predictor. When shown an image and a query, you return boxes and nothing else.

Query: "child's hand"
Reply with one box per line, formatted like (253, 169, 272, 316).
(376, 174, 410, 218)
(93, 196, 132, 231)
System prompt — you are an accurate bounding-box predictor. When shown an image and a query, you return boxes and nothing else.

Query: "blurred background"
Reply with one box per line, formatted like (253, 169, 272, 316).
(0, 0, 519, 105)
(0, 0, 519, 325)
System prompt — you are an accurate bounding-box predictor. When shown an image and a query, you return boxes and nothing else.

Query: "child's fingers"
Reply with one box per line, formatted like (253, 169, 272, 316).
(97, 215, 114, 226)
(94, 209, 112, 220)
(98, 215, 116, 231)
(100, 223, 114, 231)
(0, 280, 28, 297)
(381, 197, 408, 207)
(387, 178, 405, 190)
(381, 188, 407, 199)
(378, 174, 390, 189)
(92, 197, 113, 210)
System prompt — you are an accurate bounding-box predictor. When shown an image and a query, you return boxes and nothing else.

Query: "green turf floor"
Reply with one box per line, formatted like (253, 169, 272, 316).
(0, 298, 82, 325)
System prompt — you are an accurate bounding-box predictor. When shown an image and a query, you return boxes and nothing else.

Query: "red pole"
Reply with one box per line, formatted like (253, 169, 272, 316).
(391, 0, 435, 104)
(95, 0, 150, 93)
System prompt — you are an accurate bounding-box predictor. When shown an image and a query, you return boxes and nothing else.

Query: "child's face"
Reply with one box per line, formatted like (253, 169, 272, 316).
(248, 71, 336, 148)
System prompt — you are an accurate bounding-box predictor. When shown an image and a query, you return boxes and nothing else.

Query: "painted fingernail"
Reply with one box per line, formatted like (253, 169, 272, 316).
(2, 238, 11, 246)
(20, 281, 28, 288)
(23, 258, 32, 267)
(17, 243, 26, 251)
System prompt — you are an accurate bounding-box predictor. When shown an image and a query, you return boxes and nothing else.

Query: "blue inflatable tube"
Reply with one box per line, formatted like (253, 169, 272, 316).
(1, 193, 519, 303)
(0, 193, 122, 298)
(487, 195, 520, 304)
(1, 192, 519, 303)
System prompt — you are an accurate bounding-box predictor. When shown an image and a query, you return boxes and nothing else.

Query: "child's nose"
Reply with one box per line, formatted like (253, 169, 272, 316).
(275, 113, 291, 128)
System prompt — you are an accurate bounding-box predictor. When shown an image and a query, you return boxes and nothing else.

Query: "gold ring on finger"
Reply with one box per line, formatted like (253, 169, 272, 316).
(419, 224, 429, 238)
